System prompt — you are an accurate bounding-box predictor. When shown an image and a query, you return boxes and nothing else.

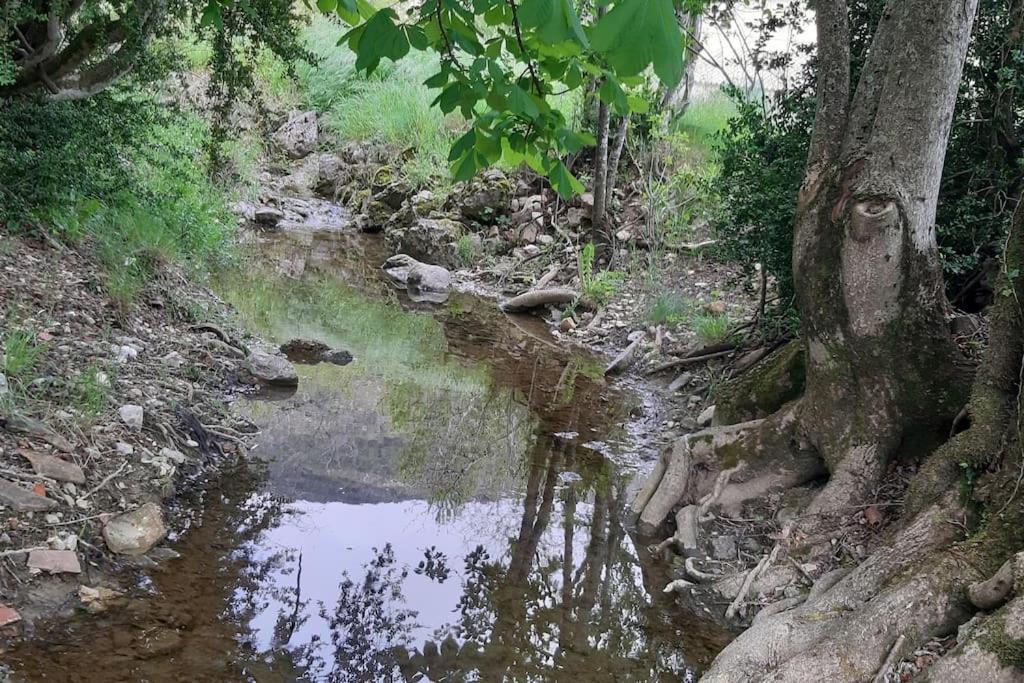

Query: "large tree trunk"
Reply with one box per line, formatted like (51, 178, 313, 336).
(792, 0, 978, 519)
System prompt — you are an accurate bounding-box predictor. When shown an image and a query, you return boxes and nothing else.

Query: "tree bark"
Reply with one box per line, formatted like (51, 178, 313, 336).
(591, 90, 611, 243)
(604, 114, 629, 213)
(792, 0, 978, 517)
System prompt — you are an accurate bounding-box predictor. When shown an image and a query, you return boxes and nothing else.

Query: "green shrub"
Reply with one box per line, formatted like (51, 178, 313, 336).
(578, 243, 624, 306)
(2, 330, 44, 381)
(691, 312, 732, 346)
(647, 292, 689, 326)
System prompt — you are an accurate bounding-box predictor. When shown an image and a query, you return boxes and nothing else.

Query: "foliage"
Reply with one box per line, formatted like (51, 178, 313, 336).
(578, 242, 623, 306)
(290, 0, 707, 196)
(1, 330, 44, 381)
(710, 85, 813, 305)
(710, 0, 1024, 310)
(297, 17, 455, 183)
(647, 292, 689, 326)
(691, 311, 731, 345)
(70, 363, 112, 421)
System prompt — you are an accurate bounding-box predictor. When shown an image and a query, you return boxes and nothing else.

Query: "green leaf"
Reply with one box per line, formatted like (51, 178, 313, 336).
(627, 94, 649, 113)
(316, 0, 337, 12)
(519, 0, 589, 47)
(354, 10, 410, 73)
(450, 129, 477, 162)
(591, 0, 683, 86)
(507, 84, 540, 118)
(547, 158, 584, 198)
(452, 150, 489, 180)
(199, 1, 222, 28)
(598, 77, 629, 115)
(423, 71, 449, 89)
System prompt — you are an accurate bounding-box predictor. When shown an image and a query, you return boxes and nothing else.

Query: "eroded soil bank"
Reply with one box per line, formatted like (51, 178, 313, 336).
(4, 224, 735, 680)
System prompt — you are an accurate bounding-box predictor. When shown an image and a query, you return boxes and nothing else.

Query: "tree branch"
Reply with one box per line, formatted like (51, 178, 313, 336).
(806, 0, 851, 171)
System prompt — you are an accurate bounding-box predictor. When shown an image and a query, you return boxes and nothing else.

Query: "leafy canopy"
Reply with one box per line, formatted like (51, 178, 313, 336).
(279, 0, 706, 196)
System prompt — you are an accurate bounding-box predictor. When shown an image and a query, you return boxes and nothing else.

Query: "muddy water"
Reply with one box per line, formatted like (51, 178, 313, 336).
(7, 227, 732, 681)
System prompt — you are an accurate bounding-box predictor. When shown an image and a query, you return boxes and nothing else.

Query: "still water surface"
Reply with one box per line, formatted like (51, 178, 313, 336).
(9, 228, 731, 681)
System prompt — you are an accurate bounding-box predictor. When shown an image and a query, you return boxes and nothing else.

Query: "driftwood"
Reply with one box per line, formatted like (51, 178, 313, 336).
(645, 348, 735, 375)
(500, 288, 578, 313)
(604, 335, 644, 375)
(533, 264, 562, 290)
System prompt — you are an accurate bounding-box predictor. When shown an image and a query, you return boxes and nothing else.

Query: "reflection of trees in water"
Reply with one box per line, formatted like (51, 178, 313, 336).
(261, 438, 703, 682)
(386, 378, 535, 518)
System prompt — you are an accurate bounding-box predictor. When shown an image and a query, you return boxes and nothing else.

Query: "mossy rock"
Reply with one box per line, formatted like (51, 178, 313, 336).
(715, 342, 805, 425)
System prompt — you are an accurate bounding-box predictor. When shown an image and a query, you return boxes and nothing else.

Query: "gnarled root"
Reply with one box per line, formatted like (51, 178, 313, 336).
(700, 494, 976, 682)
(630, 403, 823, 536)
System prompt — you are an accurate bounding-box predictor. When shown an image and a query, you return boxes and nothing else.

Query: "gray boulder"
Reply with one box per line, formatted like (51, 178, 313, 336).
(246, 351, 298, 387)
(254, 206, 284, 228)
(456, 169, 511, 221)
(102, 502, 167, 556)
(384, 217, 462, 268)
(273, 111, 318, 159)
(383, 254, 452, 303)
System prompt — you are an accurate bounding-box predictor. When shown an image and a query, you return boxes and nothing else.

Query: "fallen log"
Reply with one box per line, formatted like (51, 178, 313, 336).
(604, 334, 644, 375)
(500, 288, 578, 313)
(645, 349, 735, 375)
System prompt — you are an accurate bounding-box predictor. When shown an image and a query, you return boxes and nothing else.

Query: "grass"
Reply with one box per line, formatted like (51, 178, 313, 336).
(692, 312, 732, 345)
(296, 16, 456, 185)
(647, 292, 689, 326)
(70, 363, 112, 421)
(673, 92, 738, 149)
(2, 330, 44, 380)
(578, 243, 624, 307)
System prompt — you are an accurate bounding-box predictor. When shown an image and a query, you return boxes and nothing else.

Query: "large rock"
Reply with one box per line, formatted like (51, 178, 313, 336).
(383, 254, 451, 303)
(102, 502, 167, 556)
(119, 404, 144, 430)
(384, 217, 463, 268)
(456, 169, 511, 221)
(273, 111, 318, 159)
(246, 351, 299, 387)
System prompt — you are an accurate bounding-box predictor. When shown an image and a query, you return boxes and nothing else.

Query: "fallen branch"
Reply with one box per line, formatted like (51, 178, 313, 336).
(698, 463, 744, 520)
(725, 544, 780, 620)
(533, 263, 562, 290)
(685, 556, 719, 583)
(645, 349, 735, 375)
(500, 288, 578, 313)
(0, 545, 47, 559)
(605, 334, 645, 376)
(78, 460, 128, 502)
(872, 634, 906, 683)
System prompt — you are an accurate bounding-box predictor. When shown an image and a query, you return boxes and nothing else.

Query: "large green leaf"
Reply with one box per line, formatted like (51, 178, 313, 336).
(519, 0, 588, 47)
(354, 10, 410, 73)
(591, 0, 683, 86)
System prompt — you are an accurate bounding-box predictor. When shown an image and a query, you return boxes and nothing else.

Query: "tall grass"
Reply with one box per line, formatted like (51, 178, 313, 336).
(297, 16, 455, 185)
(673, 92, 738, 149)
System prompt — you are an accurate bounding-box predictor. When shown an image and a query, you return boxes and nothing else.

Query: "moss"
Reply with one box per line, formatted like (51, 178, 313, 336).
(714, 342, 805, 425)
(979, 611, 1024, 670)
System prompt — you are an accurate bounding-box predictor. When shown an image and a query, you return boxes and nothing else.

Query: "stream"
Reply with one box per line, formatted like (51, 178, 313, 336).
(6, 225, 732, 681)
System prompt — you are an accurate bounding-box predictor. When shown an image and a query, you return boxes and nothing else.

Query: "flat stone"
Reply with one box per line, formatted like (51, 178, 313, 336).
(0, 479, 57, 511)
(115, 442, 134, 456)
(27, 549, 81, 574)
(667, 372, 693, 393)
(0, 604, 21, 627)
(119, 404, 144, 430)
(1, 414, 74, 452)
(18, 450, 86, 484)
(158, 448, 186, 465)
(697, 404, 716, 427)
(102, 502, 167, 556)
(246, 351, 298, 387)
(254, 206, 285, 227)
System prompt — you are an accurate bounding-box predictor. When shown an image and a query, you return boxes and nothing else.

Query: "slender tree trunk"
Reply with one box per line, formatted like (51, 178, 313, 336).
(604, 115, 630, 214)
(592, 92, 611, 242)
(661, 13, 701, 117)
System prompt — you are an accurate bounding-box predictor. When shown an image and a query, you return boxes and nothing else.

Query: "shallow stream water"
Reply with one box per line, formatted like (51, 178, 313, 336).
(7, 226, 732, 681)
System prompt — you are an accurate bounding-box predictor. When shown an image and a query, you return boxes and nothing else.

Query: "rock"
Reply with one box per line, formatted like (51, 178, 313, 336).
(578, 192, 595, 209)
(704, 300, 727, 316)
(78, 585, 124, 614)
(158, 448, 186, 465)
(382, 254, 452, 304)
(18, 450, 85, 484)
(537, 233, 554, 246)
(27, 549, 81, 574)
(863, 505, 885, 526)
(280, 338, 331, 362)
(253, 206, 285, 228)
(115, 442, 134, 456)
(1, 414, 73, 452)
(709, 535, 738, 560)
(102, 502, 167, 556)
(320, 349, 354, 366)
(559, 317, 577, 333)
(273, 110, 318, 159)
(697, 404, 716, 427)
(160, 351, 185, 369)
(523, 244, 541, 257)
(384, 217, 463, 267)
(679, 416, 699, 431)
(520, 224, 539, 244)
(0, 479, 57, 511)
(566, 206, 587, 228)
(667, 372, 693, 393)
(457, 169, 511, 221)
(115, 344, 138, 363)
(119, 404, 144, 430)
(0, 604, 21, 627)
(0, 373, 7, 397)
(615, 229, 632, 242)
(246, 351, 298, 387)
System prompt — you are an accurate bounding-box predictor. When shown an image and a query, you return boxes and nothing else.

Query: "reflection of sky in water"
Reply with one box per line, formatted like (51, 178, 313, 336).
(241, 496, 595, 657)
